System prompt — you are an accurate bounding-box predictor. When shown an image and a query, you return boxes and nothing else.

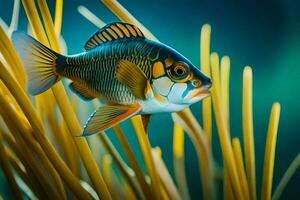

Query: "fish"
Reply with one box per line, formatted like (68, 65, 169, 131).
(12, 22, 212, 136)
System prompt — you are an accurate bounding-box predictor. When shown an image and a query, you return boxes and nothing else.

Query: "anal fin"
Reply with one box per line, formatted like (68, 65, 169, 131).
(82, 104, 141, 136)
(69, 82, 96, 101)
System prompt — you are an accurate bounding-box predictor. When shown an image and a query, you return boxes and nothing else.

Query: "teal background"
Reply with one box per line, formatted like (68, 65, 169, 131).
(0, 0, 299, 199)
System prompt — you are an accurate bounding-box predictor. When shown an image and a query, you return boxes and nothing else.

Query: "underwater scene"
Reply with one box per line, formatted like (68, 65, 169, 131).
(0, 0, 299, 199)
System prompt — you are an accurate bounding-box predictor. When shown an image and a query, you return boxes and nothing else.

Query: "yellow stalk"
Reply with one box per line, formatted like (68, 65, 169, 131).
(0, 122, 59, 199)
(232, 138, 250, 200)
(220, 56, 234, 199)
(101, 0, 158, 41)
(0, 59, 91, 199)
(99, 133, 145, 199)
(113, 125, 152, 199)
(220, 56, 230, 132)
(200, 24, 213, 148)
(160, 183, 171, 200)
(131, 115, 162, 199)
(220, 57, 232, 200)
(223, 168, 234, 200)
(261, 103, 281, 200)
(8, 0, 20, 36)
(242, 66, 257, 200)
(47, 113, 68, 157)
(210, 52, 243, 199)
(103, 154, 119, 199)
(0, 131, 22, 200)
(272, 153, 300, 200)
(123, 180, 137, 200)
(0, 130, 48, 199)
(210, 53, 221, 100)
(0, 26, 26, 87)
(36, 0, 60, 51)
(77, 5, 106, 28)
(173, 123, 190, 200)
(24, 0, 111, 198)
(54, 0, 63, 36)
(172, 109, 214, 200)
(152, 147, 181, 200)
(4, 147, 43, 199)
(60, 120, 80, 177)
(0, 92, 66, 200)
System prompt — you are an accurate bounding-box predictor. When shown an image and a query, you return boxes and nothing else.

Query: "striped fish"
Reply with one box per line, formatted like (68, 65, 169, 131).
(12, 22, 211, 136)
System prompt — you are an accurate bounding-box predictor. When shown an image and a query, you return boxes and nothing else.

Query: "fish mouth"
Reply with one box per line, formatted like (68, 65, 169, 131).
(192, 89, 210, 99)
(183, 87, 211, 103)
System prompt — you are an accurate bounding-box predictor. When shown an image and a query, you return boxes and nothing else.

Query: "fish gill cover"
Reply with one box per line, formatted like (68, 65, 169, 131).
(0, 0, 299, 200)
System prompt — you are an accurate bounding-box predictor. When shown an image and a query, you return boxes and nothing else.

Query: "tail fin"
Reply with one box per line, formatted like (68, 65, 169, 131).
(12, 31, 65, 95)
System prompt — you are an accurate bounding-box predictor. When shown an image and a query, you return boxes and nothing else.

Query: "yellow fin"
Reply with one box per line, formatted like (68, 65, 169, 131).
(116, 59, 150, 100)
(82, 104, 141, 136)
(69, 82, 96, 101)
(84, 22, 145, 50)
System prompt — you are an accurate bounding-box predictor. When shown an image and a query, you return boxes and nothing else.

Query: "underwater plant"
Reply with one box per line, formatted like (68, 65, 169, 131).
(0, 0, 299, 200)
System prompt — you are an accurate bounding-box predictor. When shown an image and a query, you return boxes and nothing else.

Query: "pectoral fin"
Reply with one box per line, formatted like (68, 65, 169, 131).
(82, 104, 141, 136)
(116, 60, 151, 100)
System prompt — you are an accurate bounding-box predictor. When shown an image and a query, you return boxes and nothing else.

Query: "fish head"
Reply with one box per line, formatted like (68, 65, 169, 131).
(151, 48, 212, 106)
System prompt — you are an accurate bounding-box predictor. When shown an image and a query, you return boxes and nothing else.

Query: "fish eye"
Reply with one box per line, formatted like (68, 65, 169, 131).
(169, 62, 190, 82)
(174, 65, 185, 76)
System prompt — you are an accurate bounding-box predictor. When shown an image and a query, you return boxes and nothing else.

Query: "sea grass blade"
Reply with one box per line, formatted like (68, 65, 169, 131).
(77, 5, 106, 28)
(272, 153, 300, 200)
(242, 66, 257, 200)
(99, 133, 146, 199)
(172, 109, 215, 200)
(0, 60, 91, 199)
(0, 92, 62, 199)
(0, 131, 22, 200)
(1, 130, 48, 199)
(131, 116, 162, 199)
(210, 52, 243, 199)
(54, 0, 63, 36)
(112, 125, 151, 199)
(220, 56, 230, 133)
(261, 103, 281, 200)
(173, 123, 190, 200)
(0, 26, 26, 87)
(232, 138, 250, 200)
(152, 147, 182, 200)
(200, 24, 213, 149)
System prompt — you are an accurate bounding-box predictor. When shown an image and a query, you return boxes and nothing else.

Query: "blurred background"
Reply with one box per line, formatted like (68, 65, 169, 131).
(0, 0, 299, 199)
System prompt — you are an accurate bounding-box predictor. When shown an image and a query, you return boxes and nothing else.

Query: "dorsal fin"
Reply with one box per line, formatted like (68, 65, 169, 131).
(84, 22, 145, 50)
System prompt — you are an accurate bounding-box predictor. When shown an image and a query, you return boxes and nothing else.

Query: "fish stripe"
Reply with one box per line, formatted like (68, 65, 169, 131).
(94, 35, 102, 43)
(116, 23, 130, 37)
(133, 26, 143, 37)
(107, 28, 118, 39)
(98, 33, 106, 42)
(126, 25, 137, 36)
(102, 31, 112, 41)
(111, 25, 124, 38)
